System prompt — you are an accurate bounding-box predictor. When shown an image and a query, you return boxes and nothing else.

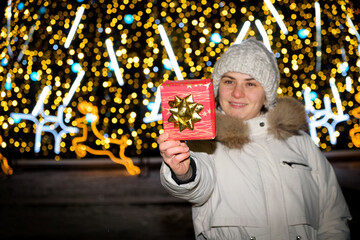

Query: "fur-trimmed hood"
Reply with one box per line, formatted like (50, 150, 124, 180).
(215, 97, 308, 149)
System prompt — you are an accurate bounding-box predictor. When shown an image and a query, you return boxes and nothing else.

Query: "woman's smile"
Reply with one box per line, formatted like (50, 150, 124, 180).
(218, 72, 266, 120)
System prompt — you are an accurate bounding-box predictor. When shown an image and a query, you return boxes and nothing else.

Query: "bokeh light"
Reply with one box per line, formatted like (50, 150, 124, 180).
(0, 0, 359, 161)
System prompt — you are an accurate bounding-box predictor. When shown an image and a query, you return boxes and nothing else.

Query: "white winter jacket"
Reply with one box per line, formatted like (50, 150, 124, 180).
(160, 97, 351, 240)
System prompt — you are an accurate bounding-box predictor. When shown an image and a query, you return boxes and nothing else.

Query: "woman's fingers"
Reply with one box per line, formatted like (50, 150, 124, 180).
(157, 133, 191, 176)
(157, 132, 168, 145)
(160, 142, 189, 160)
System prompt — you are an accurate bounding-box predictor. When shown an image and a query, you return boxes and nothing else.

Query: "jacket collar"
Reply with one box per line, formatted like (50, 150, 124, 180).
(215, 97, 308, 149)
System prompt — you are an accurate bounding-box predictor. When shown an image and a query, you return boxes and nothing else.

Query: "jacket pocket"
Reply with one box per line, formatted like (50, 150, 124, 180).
(279, 157, 320, 229)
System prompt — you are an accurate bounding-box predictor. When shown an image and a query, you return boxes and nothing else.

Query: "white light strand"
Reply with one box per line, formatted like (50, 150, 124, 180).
(346, 76, 352, 92)
(157, 24, 184, 80)
(105, 39, 124, 86)
(63, 70, 85, 106)
(11, 70, 86, 154)
(346, 15, 360, 65)
(31, 86, 51, 116)
(303, 84, 349, 145)
(143, 87, 162, 123)
(255, 20, 272, 51)
(233, 21, 251, 45)
(17, 24, 36, 62)
(315, 2, 322, 72)
(143, 24, 185, 123)
(263, 0, 289, 35)
(64, 6, 85, 49)
(6, 0, 13, 57)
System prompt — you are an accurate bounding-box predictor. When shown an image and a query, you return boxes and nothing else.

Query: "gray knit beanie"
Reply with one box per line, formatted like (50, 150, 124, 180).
(212, 38, 280, 109)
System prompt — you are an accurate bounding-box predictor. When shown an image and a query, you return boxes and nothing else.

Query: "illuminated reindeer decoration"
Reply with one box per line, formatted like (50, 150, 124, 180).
(350, 92, 360, 148)
(72, 101, 140, 175)
(0, 136, 13, 175)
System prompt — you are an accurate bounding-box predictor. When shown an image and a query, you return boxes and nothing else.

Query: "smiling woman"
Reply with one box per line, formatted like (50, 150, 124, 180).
(158, 38, 351, 240)
(218, 72, 266, 120)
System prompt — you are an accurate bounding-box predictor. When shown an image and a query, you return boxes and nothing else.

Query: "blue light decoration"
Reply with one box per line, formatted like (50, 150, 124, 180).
(17, 2, 25, 11)
(153, 66, 159, 72)
(1, 58, 8, 66)
(124, 14, 134, 24)
(210, 33, 222, 43)
(147, 102, 155, 111)
(30, 72, 39, 81)
(108, 61, 114, 71)
(71, 62, 81, 73)
(12, 115, 21, 124)
(298, 28, 310, 39)
(309, 91, 318, 101)
(77, 0, 85, 2)
(163, 59, 172, 70)
(339, 62, 349, 74)
(5, 82, 12, 91)
(39, 6, 46, 15)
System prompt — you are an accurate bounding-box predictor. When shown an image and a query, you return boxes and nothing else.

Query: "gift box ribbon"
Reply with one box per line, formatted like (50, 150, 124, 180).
(168, 94, 204, 131)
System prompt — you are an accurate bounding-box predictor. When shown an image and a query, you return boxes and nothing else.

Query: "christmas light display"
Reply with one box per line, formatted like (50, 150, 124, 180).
(0, 0, 359, 165)
(0, 135, 13, 175)
(350, 92, 360, 147)
(72, 101, 140, 175)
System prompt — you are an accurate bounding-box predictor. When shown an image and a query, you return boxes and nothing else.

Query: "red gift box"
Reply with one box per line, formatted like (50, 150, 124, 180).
(160, 79, 216, 140)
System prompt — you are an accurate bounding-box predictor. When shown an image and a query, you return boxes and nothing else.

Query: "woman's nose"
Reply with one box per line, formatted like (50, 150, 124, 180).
(231, 85, 245, 98)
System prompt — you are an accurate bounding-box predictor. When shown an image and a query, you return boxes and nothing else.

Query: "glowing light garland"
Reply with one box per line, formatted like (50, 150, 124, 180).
(263, 0, 289, 35)
(143, 24, 184, 123)
(255, 20, 272, 51)
(315, 2, 322, 72)
(6, 0, 13, 57)
(347, 15, 360, 68)
(157, 24, 184, 81)
(105, 39, 124, 86)
(64, 6, 85, 49)
(234, 21, 251, 45)
(10, 71, 85, 154)
(303, 82, 349, 145)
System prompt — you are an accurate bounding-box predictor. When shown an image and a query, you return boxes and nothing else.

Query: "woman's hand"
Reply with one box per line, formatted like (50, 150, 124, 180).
(157, 132, 191, 177)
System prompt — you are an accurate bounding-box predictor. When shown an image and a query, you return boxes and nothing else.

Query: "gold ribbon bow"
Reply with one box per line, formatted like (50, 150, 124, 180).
(168, 94, 204, 131)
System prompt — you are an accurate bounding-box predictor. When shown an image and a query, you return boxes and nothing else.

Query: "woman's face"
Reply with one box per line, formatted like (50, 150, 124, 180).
(218, 72, 266, 120)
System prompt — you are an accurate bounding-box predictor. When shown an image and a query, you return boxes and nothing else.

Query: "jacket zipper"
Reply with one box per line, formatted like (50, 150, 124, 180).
(282, 161, 309, 168)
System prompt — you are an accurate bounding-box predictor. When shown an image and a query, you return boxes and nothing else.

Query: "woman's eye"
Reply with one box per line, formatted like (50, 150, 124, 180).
(246, 82, 257, 87)
(222, 79, 234, 84)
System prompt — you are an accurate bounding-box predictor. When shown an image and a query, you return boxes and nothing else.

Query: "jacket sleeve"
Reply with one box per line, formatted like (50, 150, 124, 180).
(301, 133, 351, 239)
(160, 150, 216, 206)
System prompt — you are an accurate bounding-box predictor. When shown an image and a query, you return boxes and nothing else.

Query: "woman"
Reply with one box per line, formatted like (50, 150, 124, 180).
(157, 38, 351, 240)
